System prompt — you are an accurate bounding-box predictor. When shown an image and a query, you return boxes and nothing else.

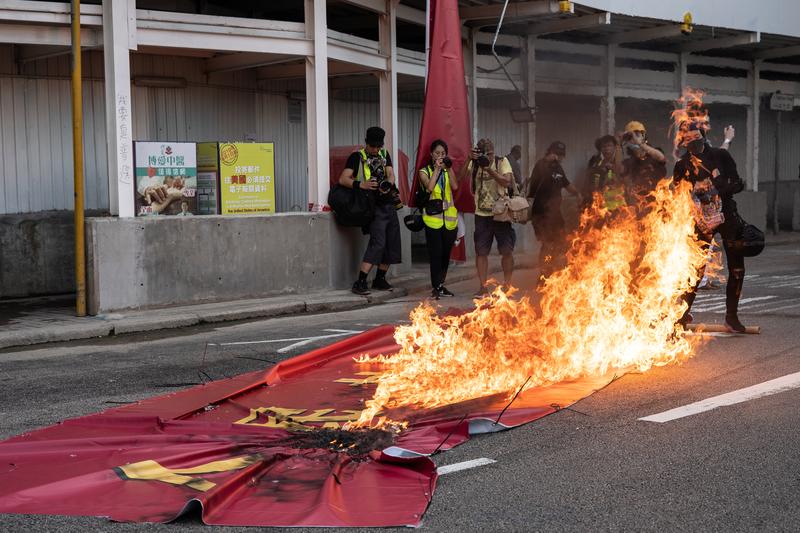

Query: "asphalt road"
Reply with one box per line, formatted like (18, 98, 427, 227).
(0, 241, 798, 532)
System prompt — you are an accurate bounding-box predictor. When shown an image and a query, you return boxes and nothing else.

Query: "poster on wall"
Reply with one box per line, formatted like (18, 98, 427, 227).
(218, 142, 276, 215)
(134, 142, 198, 216)
(196, 142, 219, 215)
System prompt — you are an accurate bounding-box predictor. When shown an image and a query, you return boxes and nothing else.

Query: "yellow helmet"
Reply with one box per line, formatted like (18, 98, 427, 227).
(624, 121, 646, 134)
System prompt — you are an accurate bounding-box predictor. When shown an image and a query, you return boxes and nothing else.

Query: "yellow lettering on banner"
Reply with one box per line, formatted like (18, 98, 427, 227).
(334, 371, 382, 387)
(234, 406, 364, 430)
(115, 454, 262, 492)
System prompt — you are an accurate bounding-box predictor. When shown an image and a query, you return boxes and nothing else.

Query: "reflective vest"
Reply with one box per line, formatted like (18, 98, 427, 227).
(421, 166, 458, 230)
(593, 168, 626, 211)
(356, 148, 388, 181)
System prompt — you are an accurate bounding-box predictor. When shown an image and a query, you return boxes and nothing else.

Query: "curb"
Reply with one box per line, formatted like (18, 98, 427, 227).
(0, 257, 536, 351)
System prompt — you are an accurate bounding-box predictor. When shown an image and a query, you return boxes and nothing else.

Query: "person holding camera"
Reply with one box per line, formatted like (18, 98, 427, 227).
(418, 139, 459, 299)
(457, 138, 515, 297)
(673, 121, 749, 333)
(527, 141, 581, 283)
(620, 121, 667, 201)
(339, 126, 402, 296)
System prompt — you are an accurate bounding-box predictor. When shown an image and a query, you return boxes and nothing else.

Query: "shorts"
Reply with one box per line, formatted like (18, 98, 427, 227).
(474, 215, 515, 256)
(532, 214, 565, 243)
(363, 203, 402, 265)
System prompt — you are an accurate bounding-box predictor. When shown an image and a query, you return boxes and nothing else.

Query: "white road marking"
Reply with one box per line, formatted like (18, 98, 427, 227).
(211, 329, 363, 350)
(639, 371, 800, 423)
(693, 295, 777, 312)
(437, 458, 497, 475)
(753, 301, 800, 314)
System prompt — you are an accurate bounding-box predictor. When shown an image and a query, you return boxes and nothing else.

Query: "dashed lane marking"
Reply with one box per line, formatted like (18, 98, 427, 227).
(437, 458, 497, 475)
(639, 371, 800, 423)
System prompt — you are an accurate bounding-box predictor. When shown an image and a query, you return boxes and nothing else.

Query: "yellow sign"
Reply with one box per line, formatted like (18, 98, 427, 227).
(219, 143, 275, 214)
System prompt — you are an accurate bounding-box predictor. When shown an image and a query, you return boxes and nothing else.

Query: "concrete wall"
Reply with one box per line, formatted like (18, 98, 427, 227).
(0, 211, 80, 298)
(86, 212, 413, 314)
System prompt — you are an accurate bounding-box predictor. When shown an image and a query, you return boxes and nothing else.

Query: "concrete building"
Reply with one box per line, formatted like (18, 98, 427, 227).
(1, 0, 798, 311)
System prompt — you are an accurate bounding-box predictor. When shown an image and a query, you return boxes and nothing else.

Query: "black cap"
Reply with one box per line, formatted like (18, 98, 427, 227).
(365, 126, 386, 147)
(547, 141, 566, 156)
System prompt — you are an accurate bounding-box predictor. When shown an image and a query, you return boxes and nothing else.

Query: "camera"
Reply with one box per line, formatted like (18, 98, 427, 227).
(442, 156, 453, 168)
(475, 150, 491, 168)
(378, 180, 404, 210)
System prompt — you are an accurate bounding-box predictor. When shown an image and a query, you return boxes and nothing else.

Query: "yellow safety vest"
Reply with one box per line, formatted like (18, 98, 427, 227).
(356, 148, 388, 181)
(594, 169, 626, 211)
(421, 166, 458, 230)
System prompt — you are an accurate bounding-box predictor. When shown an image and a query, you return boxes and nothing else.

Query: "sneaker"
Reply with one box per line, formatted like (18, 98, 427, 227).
(473, 286, 489, 298)
(430, 287, 442, 300)
(725, 314, 746, 333)
(372, 278, 393, 291)
(352, 279, 371, 296)
(439, 286, 455, 297)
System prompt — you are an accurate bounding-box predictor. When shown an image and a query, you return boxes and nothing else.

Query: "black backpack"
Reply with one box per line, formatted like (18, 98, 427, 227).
(328, 184, 375, 227)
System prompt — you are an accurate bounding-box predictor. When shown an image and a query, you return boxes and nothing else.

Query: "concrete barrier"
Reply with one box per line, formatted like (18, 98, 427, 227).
(86, 212, 412, 314)
(0, 211, 83, 298)
(735, 190, 767, 230)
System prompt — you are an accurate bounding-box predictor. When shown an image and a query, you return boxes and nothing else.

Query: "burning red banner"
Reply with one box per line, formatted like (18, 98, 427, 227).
(0, 326, 611, 527)
(409, 0, 474, 213)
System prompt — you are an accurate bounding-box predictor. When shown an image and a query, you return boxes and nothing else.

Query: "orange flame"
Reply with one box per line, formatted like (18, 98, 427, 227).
(353, 180, 708, 427)
(671, 87, 709, 159)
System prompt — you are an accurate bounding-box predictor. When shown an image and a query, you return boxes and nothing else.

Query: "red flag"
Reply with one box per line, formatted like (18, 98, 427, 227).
(409, 0, 474, 213)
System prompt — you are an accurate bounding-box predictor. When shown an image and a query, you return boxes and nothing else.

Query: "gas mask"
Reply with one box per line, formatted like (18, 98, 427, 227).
(686, 138, 705, 154)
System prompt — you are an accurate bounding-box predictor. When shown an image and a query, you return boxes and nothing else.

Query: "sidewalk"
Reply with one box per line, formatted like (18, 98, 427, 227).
(0, 254, 537, 350)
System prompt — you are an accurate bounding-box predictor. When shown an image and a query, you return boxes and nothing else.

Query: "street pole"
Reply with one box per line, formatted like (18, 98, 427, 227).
(772, 110, 781, 235)
(71, 0, 86, 316)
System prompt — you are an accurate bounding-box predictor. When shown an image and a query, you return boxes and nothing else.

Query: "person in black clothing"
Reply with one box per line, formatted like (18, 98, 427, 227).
(673, 122, 748, 332)
(526, 141, 581, 282)
(620, 121, 667, 202)
(583, 134, 625, 212)
(339, 126, 402, 296)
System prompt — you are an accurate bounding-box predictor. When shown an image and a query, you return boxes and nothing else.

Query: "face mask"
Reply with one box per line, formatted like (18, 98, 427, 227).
(687, 138, 705, 154)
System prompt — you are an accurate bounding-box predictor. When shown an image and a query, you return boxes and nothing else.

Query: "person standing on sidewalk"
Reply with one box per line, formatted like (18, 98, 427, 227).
(338, 126, 402, 296)
(418, 139, 459, 299)
(457, 138, 515, 297)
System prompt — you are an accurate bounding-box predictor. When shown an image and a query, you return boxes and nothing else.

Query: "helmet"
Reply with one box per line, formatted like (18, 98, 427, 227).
(724, 224, 765, 257)
(624, 121, 646, 134)
(403, 212, 425, 232)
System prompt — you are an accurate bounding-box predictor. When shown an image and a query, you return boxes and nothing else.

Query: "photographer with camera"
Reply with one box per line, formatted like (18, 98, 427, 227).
(527, 141, 581, 284)
(620, 121, 667, 201)
(418, 139, 459, 299)
(339, 126, 402, 296)
(457, 138, 515, 297)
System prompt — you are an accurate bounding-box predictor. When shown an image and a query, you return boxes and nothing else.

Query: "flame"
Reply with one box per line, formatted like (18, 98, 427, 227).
(353, 180, 708, 427)
(671, 87, 709, 159)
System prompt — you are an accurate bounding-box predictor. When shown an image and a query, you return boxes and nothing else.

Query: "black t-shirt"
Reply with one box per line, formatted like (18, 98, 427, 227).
(673, 147, 743, 215)
(623, 147, 667, 195)
(345, 150, 393, 181)
(527, 158, 569, 217)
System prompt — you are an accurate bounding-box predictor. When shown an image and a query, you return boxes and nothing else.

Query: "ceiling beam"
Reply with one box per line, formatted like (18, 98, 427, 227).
(257, 60, 379, 81)
(752, 44, 800, 60)
(335, 0, 386, 15)
(527, 12, 611, 36)
(396, 4, 425, 26)
(0, 22, 101, 47)
(204, 52, 296, 73)
(460, 1, 564, 24)
(680, 32, 760, 54)
(602, 24, 683, 45)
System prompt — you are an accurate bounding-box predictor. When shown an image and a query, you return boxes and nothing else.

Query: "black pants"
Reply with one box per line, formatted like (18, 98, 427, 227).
(424, 225, 457, 289)
(684, 213, 746, 317)
(363, 203, 402, 265)
(532, 214, 565, 279)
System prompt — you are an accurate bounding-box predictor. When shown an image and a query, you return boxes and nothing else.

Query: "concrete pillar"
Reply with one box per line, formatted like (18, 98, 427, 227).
(600, 44, 616, 135)
(523, 35, 536, 175)
(746, 59, 762, 192)
(378, 0, 399, 167)
(102, 0, 135, 217)
(677, 52, 688, 94)
(304, 0, 330, 210)
(470, 28, 478, 144)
